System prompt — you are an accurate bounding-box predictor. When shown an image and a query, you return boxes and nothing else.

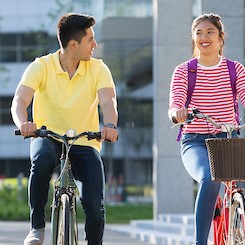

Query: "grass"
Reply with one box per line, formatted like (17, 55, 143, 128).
(0, 178, 153, 223)
(75, 203, 153, 223)
(105, 203, 153, 223)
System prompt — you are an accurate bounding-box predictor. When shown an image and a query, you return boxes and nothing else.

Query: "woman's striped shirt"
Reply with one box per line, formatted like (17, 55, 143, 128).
(169, 56, 245, 134)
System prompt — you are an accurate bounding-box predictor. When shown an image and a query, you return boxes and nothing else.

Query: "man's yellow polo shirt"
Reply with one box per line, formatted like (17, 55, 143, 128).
(20, 50, 115, 152)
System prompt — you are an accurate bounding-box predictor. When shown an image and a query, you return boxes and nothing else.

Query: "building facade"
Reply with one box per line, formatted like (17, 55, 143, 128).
(0, 0, 153, 191)
(1, 0, 244, 213)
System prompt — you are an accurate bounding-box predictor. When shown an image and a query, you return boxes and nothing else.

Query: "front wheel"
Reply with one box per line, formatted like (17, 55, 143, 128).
(229, 192, 245, 245)
(57, 194, 70, 245)
(69, 194, 78, 245)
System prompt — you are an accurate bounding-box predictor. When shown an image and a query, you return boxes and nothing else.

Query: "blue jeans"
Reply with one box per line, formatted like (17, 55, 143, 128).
(29, 137, 105, 245)
(181, 132, 237, 245)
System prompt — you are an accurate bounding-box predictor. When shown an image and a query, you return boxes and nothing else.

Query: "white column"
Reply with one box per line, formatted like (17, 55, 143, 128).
(153, 0, 194, 218)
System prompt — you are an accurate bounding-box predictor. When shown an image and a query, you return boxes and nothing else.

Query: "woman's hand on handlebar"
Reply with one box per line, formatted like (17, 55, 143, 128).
(19, 121, 37, 137)
(172, 108, 189, 123)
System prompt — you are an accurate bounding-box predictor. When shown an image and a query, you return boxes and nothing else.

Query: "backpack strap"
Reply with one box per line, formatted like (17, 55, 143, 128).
(177, 58, 198, 141)
(186, 58, 198, 108)
(226, 59, 239, 124)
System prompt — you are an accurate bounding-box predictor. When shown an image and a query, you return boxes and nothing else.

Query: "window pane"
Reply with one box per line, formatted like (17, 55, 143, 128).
(0, 32, 52, 63)
(1, 34, 16, 46)
(0, 97, 13, 125)
(21, 47, 49, 61)
(2, 110, 12, 124)
(21, 33, 37, 45)
(1, 49, 17, 62)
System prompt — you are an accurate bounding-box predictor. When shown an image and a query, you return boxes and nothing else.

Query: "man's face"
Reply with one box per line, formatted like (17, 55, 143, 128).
(76, 27, 97, 61)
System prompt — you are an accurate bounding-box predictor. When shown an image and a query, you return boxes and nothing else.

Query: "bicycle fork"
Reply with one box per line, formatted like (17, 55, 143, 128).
(50, 155, 78, 245)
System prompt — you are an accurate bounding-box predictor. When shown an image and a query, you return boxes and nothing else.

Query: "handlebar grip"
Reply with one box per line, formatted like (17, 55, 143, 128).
(14, 129, 34, 138)
(14, 129, 21, 135)
(87, 132, 102, 140)
(105, 135, 119, 143)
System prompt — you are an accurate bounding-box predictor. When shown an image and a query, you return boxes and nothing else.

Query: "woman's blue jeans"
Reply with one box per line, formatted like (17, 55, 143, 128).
(29, 137, 105, 245)
(181, 132, 237, 245)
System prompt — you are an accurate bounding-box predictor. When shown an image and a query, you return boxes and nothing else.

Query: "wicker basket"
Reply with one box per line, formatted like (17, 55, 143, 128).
(205, 138, 245, 181)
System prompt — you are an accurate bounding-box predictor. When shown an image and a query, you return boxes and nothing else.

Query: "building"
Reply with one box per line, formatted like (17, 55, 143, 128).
(0, 0, 153, 191)
(1, 0, 243, 214)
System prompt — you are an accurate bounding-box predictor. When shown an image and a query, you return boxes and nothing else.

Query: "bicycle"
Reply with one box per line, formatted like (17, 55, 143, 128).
(172, 108, 245, 245)
(15, 126, 102, 245)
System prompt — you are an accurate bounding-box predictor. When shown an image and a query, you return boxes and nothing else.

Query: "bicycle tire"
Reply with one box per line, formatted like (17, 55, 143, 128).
(51, 199, 59, 245)
(57, 194, 70, 245)
(69, 195, 78, 245)
(229, 192, 245, 245)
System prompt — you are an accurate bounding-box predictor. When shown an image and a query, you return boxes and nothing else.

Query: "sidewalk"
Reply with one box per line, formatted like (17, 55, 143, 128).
(0, 221, 152, 245)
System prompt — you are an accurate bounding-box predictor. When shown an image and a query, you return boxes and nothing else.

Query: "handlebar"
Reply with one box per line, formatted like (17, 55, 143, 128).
(14, 126, 101, 141)
(172, 108, 220, 127)
(172, 108, 245, 137)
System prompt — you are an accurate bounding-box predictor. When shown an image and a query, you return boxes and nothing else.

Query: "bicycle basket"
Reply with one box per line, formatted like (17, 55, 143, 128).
(205, 138, 245, 181)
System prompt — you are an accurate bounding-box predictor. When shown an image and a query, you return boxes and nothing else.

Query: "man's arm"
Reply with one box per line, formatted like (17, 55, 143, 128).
(98, 87, 118, 143)
(11, 84, 37, 136)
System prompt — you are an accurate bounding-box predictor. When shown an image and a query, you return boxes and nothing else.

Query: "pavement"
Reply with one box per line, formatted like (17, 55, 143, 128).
(0, 221, 152, 245)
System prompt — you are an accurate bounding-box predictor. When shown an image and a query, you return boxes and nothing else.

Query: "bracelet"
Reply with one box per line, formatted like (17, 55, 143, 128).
(104, 123, 117, 129)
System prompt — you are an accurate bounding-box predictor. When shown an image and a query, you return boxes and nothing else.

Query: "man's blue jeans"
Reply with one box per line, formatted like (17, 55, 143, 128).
(181, 132, 237, 245)
(29, 137, 105, 245)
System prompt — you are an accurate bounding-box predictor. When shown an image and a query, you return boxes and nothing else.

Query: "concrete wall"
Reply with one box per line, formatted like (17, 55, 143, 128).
(153, 0, 194, 218)
(153, 0, 245, 218)
(202, 0, 244, 63)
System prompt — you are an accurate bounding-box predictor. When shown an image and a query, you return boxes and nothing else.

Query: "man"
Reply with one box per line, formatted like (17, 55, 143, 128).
(11, 13, 118, 245)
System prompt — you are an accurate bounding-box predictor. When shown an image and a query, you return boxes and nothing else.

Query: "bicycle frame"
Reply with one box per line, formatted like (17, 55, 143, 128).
(50, 143, 78, 245)
(49, 129, 100, 245)
(14, 127, 101, 245)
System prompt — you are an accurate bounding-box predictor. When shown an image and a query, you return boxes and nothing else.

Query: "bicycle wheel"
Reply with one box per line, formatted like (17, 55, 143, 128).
(229, 192, 245, 245)
(57, 193, 70, 245)
(51, 198, 59, 245)
(69, 195, 78, 245)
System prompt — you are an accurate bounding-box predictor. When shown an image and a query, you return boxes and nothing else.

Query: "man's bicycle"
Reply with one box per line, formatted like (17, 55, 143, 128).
(15, 126, 102, 245)
(173, 108, 245, 245)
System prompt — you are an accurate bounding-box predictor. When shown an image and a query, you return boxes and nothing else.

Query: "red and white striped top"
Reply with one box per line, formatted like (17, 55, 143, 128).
(169, 57, 245, 134)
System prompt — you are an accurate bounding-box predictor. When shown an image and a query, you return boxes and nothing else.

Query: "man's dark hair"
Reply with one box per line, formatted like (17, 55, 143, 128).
(57, 13, 96, 49)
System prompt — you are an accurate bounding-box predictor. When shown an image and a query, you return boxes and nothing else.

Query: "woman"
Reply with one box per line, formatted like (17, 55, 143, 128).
(168, 13, 245, 245)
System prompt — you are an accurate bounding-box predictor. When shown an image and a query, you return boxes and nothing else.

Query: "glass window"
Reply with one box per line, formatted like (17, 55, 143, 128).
(103, 39, 152, 88)
(1, 49, 17, 62)
(1, 34, 16, 46)
(105, 0, 152, 17)
(0, 96, 32, 125)
(0, 97, 13, 125)
(22, 33, 38, 46)
(0, 32, 56, 62)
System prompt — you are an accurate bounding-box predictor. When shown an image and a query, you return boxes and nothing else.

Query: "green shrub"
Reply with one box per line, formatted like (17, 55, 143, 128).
(0, 184, 29, 220)
(0, 179, 153, 223)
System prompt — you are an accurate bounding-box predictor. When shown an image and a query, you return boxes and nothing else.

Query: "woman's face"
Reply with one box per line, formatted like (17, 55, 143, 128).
(192, 20, 224, 57)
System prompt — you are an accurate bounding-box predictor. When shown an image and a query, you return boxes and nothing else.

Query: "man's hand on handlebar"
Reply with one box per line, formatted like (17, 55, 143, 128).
(16, 123, 118, 143)
(19, 122, 37, 137)
(101, 126, 118, 143)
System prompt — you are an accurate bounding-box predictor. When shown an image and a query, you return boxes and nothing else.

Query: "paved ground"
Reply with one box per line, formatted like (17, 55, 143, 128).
(0, 221, 152, 245)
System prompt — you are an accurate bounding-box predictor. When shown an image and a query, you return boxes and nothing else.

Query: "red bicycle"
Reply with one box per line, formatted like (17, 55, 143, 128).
(174, 108, 245, 245)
